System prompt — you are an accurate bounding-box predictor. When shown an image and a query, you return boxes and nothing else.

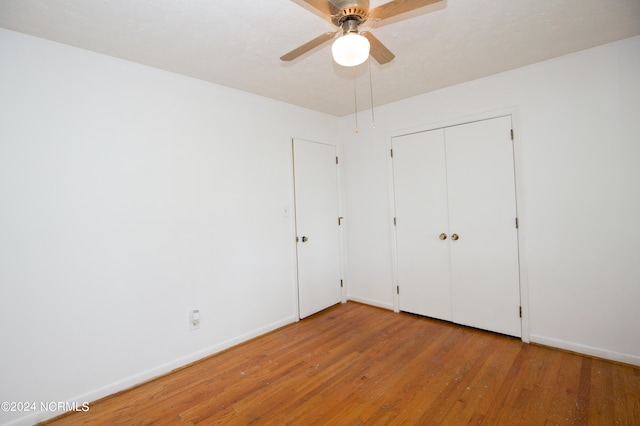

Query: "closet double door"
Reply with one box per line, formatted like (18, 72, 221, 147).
(392, 116, 521, 337)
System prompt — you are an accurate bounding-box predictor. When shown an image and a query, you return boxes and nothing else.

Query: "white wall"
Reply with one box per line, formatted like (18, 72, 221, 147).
(342, 36, 640, 365)
(0, 29, 340, 425)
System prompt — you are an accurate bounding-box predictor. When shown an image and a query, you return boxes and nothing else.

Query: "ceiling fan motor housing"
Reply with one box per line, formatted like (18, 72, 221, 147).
(331, 0, 370, 28)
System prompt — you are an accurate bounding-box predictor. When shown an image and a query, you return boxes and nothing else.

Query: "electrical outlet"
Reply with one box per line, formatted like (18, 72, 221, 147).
(190, 309, 200, 331)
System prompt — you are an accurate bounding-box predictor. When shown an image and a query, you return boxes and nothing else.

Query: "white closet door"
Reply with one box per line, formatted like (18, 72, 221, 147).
(392, 129, 452, 321)
(445, 116, 521, 337)
(293, 139, 341, 319)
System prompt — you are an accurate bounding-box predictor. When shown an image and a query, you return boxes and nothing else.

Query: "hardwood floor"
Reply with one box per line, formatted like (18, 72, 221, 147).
(43, 302, 640, 425)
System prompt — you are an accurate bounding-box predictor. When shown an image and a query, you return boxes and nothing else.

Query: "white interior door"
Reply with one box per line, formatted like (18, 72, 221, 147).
(445, 116, 521, 337)
(293, 139, 341, 319)
(392, 129, 452, 321)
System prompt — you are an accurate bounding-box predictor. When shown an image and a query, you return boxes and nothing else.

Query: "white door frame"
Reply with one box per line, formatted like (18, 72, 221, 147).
(291, 138, 347, 320)
(386, 108, 531, 343)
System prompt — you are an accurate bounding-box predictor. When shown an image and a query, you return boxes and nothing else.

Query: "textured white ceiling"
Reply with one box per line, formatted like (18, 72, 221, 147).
(1, 0, 639, 116)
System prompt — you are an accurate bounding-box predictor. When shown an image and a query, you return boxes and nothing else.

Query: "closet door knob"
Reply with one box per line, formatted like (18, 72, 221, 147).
(451, 233, 459, 241)
(439, 233, 447, 240)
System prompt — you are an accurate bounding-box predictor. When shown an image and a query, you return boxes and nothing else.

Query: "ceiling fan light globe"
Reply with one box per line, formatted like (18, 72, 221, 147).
(331, 33, 370, 67)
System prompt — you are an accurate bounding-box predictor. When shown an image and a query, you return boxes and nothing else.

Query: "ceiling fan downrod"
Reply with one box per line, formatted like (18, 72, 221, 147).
(341, 18, 361, 35)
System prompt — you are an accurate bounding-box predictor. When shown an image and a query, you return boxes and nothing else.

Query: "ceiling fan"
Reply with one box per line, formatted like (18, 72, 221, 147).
(281, 0, 443, 66)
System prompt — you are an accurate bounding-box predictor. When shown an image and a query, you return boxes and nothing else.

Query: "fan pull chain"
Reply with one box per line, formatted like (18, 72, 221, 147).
(353, 66, 359, 133)
(368, 56, 376, 128)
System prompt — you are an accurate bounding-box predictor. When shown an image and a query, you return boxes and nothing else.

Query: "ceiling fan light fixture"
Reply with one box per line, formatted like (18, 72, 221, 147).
(331, 33, 370, 67)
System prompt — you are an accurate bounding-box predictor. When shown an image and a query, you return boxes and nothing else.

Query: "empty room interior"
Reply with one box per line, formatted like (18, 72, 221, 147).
(1, 0, 639, 424)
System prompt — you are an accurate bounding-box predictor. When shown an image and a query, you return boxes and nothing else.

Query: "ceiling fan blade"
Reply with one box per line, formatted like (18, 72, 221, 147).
(362, 32, 395, 64)
(370, 0, 443, 21)
(280, 32, 337, 61)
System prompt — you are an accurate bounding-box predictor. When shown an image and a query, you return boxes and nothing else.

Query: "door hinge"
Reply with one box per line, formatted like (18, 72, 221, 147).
(340, 279, 343, 288)
(390, 148, 393, 158)
(336, 156, 339, 164)
(396, 285, 400, 295)
(510, 129, 514, 140)
(519, 306, 522, 318)
(393, 217, 397, 226)
(515, 217, 519, 229)
(338, 216, 343, 225)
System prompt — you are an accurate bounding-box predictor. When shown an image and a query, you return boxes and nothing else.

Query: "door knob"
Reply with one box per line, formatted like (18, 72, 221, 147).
(301, 236, 308, 242)
(451, 233, 459, 241)
(439, 233, 447, 240)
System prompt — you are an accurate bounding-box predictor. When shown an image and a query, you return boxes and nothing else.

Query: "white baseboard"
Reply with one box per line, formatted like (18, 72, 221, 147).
(5, 315, 297, 426)
(530, 334, 640, 366)
(346, 295, 394, 311)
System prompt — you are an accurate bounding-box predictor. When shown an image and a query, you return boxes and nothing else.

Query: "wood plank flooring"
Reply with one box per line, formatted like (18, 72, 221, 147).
(43, 302, 640, 425)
